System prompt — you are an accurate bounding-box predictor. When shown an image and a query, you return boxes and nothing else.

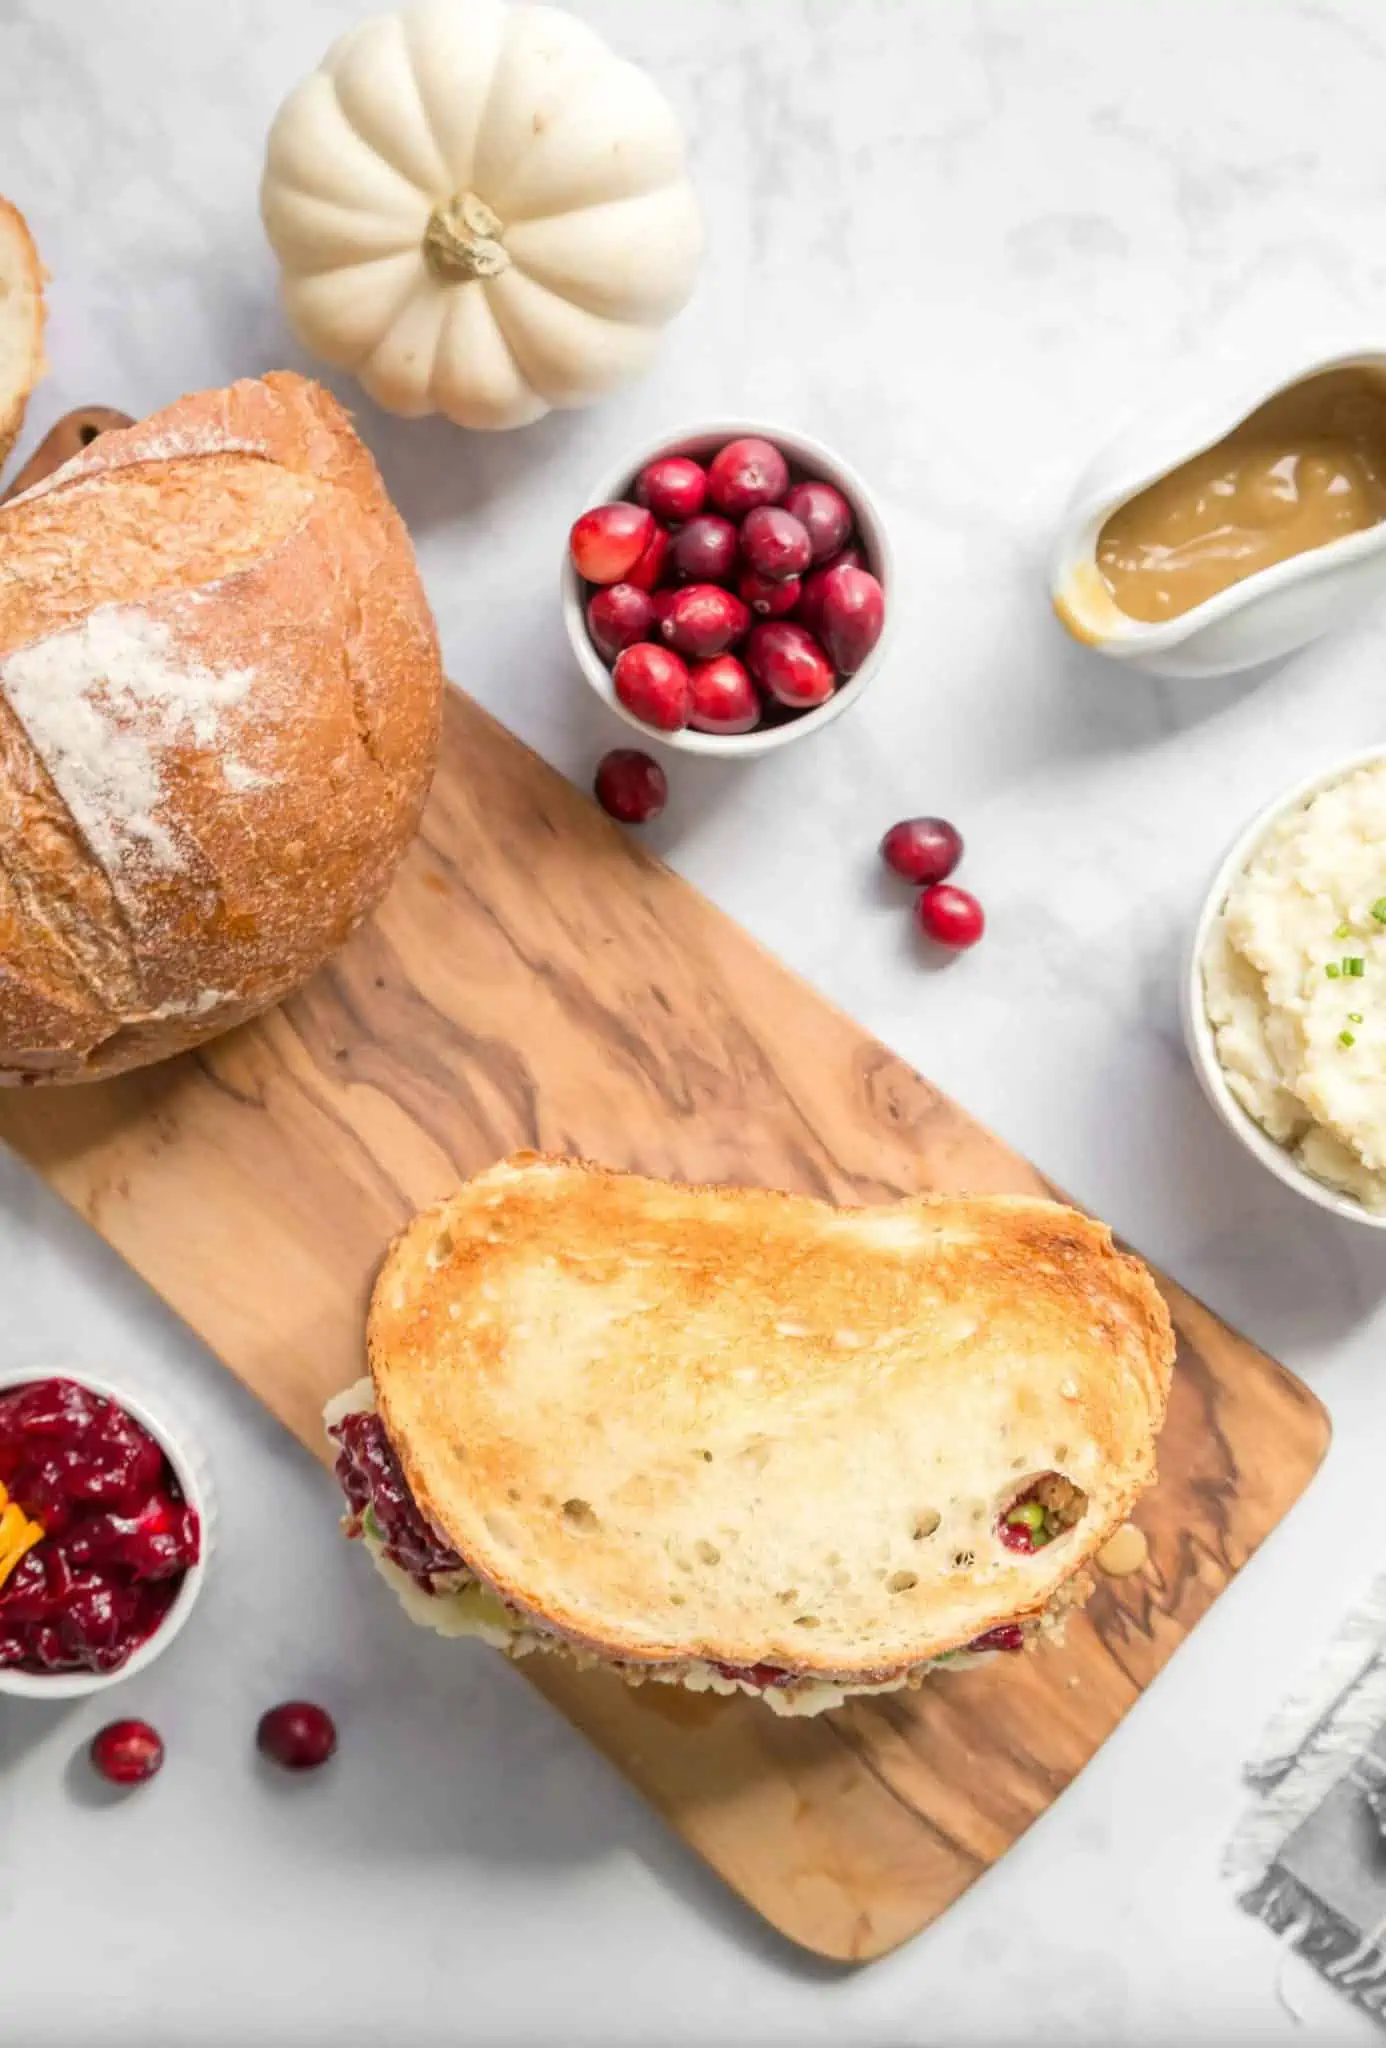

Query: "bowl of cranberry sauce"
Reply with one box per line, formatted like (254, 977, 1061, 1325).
(561, 421, 894, 758)
(0, 1372, 212, 1698)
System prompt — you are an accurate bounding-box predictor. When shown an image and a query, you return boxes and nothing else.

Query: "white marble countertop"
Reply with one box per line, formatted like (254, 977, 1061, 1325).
(4, 0, 1386, 2040)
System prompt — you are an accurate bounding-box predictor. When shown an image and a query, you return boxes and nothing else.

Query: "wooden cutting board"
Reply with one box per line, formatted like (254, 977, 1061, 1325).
(0, 415, 1330, 1962)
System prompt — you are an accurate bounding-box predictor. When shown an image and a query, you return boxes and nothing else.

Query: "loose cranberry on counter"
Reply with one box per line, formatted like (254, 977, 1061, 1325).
(815, 564, 885, 675)
(881, 817, 963, 887)
(782, 479, 854, 563)
(90, 1718, 164, 1786)
(688, 655, 759, 736)
(594, 749, 668, 824)
(257, 1701, 338, 1772)
(612, 644, 693, 732)
(916, 883, 985, 950)
(969, 1624, 1025, 1654)
(634, 454, 707, 525)
(744, 622, 836, 710)
(706, 436, 790, 517)
(624, 523, 670, 593)
(739, 568, 800, 617)
(671, 513, 739, 585)
(740, 506, 812, 583)
(659, 584, 750, 661)
(586, 584, 655, 663)
(568, 502, 655, 585)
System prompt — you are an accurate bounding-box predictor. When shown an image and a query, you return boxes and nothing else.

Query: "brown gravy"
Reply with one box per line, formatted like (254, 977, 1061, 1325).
(1096, 367, 1386, 623)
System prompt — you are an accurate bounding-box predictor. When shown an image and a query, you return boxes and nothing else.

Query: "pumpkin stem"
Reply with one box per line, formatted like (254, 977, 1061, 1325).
(423, 193, 511, 283)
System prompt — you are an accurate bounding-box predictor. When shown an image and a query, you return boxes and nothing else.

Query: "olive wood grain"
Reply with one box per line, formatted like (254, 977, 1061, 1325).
(0, 413, 1330, 1962)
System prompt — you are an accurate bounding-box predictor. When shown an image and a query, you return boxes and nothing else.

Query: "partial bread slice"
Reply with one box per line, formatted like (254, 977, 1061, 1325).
(0, 199, 45, 474)
(368, 1155, 1174, 1681)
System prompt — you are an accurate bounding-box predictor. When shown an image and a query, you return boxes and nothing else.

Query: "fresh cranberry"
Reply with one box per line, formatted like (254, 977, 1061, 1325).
(649, 588, 679, 628)
(881, 817, 963, 886)
(744, 622, 836, 710)
(624, 523, 670, 593)
(568, 503, 655, 585)
(659, 584, 750, 661)
(711, 1661, 794, 1689)
(739, 506, 812, 584)
(594, 749, 668, 824)
(781, 480, 854, 563)
(586, 584, 654, 663)
(916, 884, 985, 950)
(90, 1719, 164, 1786)
(688, 656, 759, 736)
(612, 644, 693, 732)
(816, 564, 885, 676)
(671, 514, 738, 584)
(739, 568, 800, 617)
(969, 1624, 1024, 1654)
(706, 438, 789, 517)
(257, 1701, 337, 1771)
(634, 455, 707, 525)
(797, 547, 865, 637)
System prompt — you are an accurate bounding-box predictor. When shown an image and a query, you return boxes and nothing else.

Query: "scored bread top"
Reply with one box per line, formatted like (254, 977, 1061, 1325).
(0, 198, 45, 475)
(0, 371, 441, 1081)
(368, 1155, 1175, 1679)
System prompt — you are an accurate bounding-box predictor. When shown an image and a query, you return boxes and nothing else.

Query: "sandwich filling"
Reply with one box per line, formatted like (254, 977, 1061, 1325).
(326, 1380, 1084, 1716)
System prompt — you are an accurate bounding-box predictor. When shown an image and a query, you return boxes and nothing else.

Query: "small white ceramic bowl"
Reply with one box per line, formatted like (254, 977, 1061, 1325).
(1183, 744, 1386, 1228)
(0, 1368, 216, 1698)
(561, 419, 895, 757)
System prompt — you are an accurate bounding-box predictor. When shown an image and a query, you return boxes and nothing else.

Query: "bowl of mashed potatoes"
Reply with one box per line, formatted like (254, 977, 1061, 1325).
(1186, 747, 1386, 1224)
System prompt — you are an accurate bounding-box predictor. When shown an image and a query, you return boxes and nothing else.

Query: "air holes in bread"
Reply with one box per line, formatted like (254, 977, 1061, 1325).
(887, 1571, 918, 1593)
(562, 1497, 599, 1531)
(775, 1588, 798, 1605)
(952, 1549, 975, 1570)
(427, 1226, 456, 1269)
(794, 1614, 820, 1628)
(912, 1509, 941, 1540)
(995, 1471, 1089, 1555)
(695, 1539, 720, 1566)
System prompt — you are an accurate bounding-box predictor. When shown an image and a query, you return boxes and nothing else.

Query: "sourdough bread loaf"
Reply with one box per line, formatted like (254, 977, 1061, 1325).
(0, 371, 442, 1082)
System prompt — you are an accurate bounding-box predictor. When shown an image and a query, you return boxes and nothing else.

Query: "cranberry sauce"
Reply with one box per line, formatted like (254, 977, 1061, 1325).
(0, 1378, 200, 1676)
(329, 1409, 465, 1590)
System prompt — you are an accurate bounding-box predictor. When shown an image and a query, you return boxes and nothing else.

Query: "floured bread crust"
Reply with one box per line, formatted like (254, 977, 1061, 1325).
(0, 371, 441, 1082)
(367, 1155, 1174, 1683)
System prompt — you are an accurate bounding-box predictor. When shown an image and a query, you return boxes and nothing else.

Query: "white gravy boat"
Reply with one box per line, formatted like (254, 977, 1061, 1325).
(1051, 346, 1386, 680)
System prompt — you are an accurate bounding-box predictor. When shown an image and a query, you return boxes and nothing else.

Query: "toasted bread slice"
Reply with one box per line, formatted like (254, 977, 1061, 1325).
(366, 1155, 1174, 1683)
(0, 199, 44, 475)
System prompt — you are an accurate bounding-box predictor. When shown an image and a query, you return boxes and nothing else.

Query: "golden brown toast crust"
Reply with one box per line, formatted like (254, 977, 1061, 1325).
(368, 1155, 1175, 1681)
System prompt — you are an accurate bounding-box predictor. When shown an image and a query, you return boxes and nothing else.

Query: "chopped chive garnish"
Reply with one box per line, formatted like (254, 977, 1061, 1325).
(1341, 1030, 1357, 1047)
(1372, 900, 1386, 923)
(1349, 1012, 1364, 1024)
(1349, 957, 1367, 977)
(1327, 963, 1342, 978)
(1337, 923, 1352, 938)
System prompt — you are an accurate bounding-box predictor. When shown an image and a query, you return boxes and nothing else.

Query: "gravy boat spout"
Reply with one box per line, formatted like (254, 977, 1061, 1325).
(1052, 347, 1386, 680)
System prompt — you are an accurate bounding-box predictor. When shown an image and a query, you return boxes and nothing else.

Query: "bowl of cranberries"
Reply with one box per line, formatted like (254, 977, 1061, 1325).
(563, 422, 893, 756)
(0, 1370, 212, 1698)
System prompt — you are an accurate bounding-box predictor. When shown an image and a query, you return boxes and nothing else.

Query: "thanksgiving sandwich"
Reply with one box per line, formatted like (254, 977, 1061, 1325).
(326, 1154, 1174, 1716)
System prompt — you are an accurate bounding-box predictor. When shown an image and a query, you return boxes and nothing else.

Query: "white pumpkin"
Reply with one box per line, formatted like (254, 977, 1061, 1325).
(260, 0, 703, 431)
